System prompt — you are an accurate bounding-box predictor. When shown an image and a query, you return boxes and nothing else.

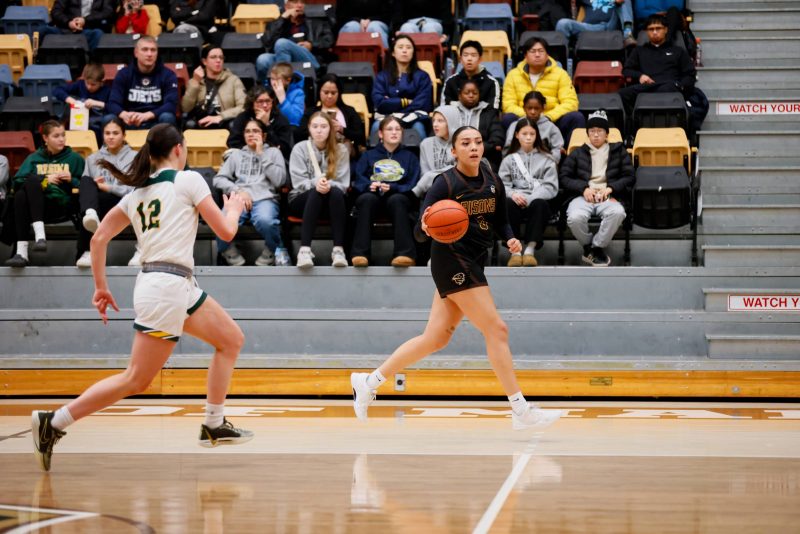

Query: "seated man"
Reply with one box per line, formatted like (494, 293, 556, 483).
(556, 0, 636, 48)
(104, 36, 179, 129)
(394, 0, 453, 43)
(559, 110, 634, 267)
(43, 0, 115, 50)
(441, 40, 501, 111)
(336, 0, 392, 49)
(618, 13, 696, 115)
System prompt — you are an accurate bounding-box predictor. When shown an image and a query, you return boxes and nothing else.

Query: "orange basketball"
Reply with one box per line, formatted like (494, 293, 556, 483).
(424, 199, 469, 244)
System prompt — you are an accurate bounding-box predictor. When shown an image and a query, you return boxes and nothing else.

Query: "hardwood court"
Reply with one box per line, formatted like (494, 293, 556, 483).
(1, 399, 799, 533)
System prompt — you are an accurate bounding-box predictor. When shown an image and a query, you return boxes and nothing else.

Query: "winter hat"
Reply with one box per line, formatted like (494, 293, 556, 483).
(586, 110, 610, 133)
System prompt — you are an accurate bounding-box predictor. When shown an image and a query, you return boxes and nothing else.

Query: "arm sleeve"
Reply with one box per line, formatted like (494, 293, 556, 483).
(312, 17, 334, 51)
(373, 72, 403, 114)
(544, 71, 579, 122)
(497, 155, 514, 192)
(181, 78, 203, 114)
(390, 152, 419, 194)
(279, 88, 305, 125)
(352, 151, 372, 194)
(219, 76, 247, 120)
(528, 157, 558, 202)
(52, 80, 78, 103)
(105, 72, 128, 116)
(622, 47, 642, 80)
(213, 153, 238, 194)
(331, 144, 350, 191)
(678, 49, 697, 89)
(559, 150, 587, 194)
(183, 170, 212, 207)
(491, 173, 514, 242)
(50, 0, 71, 28)
(152, 70, 179, 116)
(413, 173, 450, 242)
(405, 71, 433, 113)
(501, 74, 525, 117)
(260, 16, 286, 50)
(342, 105, 366, 147)
(289, 144, 316, 192)
(263, 148, 287, 189)
(183, 0, 215, 27)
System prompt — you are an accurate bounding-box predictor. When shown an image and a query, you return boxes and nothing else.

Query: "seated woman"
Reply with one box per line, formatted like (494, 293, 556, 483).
(214, 118, 290, 267)
(351, 116, 420, 268)
(503, 91, 563, 162)
(371, 34, 432, 140)
(416, 105, 459, 199)
(498, 118, 558, 267)
(450, 79, 505, 169)
(5, 120, 85, 267)
(288, 112, 350, 268)
(76, 117, 138, 268)
(296, 73, 366, 158)
(228, 85, 293, 161)
(181, 46, 246, 130)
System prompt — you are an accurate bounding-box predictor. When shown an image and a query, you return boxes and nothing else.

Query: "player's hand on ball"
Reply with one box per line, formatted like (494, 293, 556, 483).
(421, 206, 432, 236)
(93, 288, 119, 325)
(507, 238, 522, 254)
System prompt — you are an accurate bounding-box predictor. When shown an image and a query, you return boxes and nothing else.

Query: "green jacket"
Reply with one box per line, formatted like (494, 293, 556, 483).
(14, 147, 85, 207)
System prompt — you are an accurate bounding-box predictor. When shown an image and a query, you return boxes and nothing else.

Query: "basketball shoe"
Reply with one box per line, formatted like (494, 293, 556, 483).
(32, 411, 66, 472)
(351, 372, 376, 421)
(512, 405, 564, 431)
(198, 418, 254, 447)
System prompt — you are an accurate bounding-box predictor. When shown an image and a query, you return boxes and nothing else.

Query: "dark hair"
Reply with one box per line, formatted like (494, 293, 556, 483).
(201, 46, 224, 60)
(522, 90, 546, 108)
(645, 14, 668, 28)
(245, 85, 276, 112)
(99, 124, 184, 187)
(244, 118, 268, 135)
(102, 116, 126, 135)
(451, 125, 481, 145)
(458, 79, 480, 94)
(316, 73, 345, 107)
(507, 118, 546, 156)
(385, 34, 419, 85)
(459, 40, 483, 56)
(521, 36, 549, 54)
(39, 119, 64, 137)
(378, 115, 403, 133)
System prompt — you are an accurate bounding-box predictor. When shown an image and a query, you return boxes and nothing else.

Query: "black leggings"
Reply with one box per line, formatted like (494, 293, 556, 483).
(506, 197, 551, 247)
(13, 175, 72, 241)
(77, 176, 122, 255)
(351, 191, 416, 258)
(288, 188, 347, 247)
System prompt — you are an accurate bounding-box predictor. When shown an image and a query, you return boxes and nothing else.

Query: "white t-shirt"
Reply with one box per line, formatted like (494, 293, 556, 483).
(117, 168, 211, 269)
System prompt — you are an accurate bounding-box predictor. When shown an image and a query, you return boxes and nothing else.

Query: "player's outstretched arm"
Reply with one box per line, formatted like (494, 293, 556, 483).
(198, 191, 246, 243)
(90, 206, 129, 324)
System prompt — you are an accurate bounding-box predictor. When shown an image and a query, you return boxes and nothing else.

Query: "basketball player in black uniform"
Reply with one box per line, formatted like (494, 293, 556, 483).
(351, 126, 563, 430)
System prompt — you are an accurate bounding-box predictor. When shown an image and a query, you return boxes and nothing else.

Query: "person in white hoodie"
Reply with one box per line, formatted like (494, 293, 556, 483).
(214, 118, 289, 267)
(415, 105, 460, 199)
(499, 118, 558, 267)
(503, 91, 563, 163)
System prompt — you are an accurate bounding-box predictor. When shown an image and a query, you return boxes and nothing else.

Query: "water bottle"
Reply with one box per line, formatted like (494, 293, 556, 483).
(694, 38, 703, 68)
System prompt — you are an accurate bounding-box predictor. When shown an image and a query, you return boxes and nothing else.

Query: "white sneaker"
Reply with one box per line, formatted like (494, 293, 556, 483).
(254, 249, 274, 266)
(127, 249, 142, 267)
(221, 245, 246, 266)
(350, 372, 375, 421)
(82, 209, 100, 233)
(75, 251, 91, 268)
(296, 248, 314, 268)
(274, 247, 291, 266)
(331, 248, 348, 267)
(511, 404, 564, 431)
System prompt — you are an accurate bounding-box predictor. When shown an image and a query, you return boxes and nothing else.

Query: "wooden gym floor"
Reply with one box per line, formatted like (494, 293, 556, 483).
(1, 399, 799, 533)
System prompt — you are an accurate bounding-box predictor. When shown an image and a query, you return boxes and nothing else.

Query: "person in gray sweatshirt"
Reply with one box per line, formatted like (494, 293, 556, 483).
(214, 118, 289, 267)
(415, 105, 460, 199)
(451, 79, 505, 169)
(76, 117, 137, 268)
(503, 91, 564, 163)
(499, 118, 559, 267)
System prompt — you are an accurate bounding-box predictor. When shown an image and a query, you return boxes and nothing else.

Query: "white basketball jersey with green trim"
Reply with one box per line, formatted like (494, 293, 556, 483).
(117, 168, 211, 269)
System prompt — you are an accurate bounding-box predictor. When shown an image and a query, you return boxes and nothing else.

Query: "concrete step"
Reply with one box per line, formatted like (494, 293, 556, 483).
(697, 131, 800, 162)
(703, 288, 800, 312)
(691, 8, 800, 31)
(697, 66, 800, 92)
(700, 204, 800, 234)
(694, 28, 798, 39)
(701, 88, 800, 100)
(706, 334, 800, 359)
(699, 35, 800, 62)
(702, 194, 800, 205)
(703, 245, 800, 267)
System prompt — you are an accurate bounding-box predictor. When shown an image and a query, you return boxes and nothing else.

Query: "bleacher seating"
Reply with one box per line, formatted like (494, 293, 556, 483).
(221, 33, 264, 65)
(290, 62, 317, 108)
(632, 127, 692, 173)
(341, 93, 370, 140)
(95, 34, 139, 65)
(326, 62, 375, 111)
(0, 65, 14, 107)
(125, 129, 149, 150)
(36, 33, 88, 80)
(0, 96, 53, 140)
(226, 63, 258, 90)
(0, 5, 48, 39)
(165, 62, 190, 99)
(0, 130, 36, 175)
(65, 130, 99, 159)
(19, 64, 71, 99)
(157, 33, 202, 70)
(567, 127, 623, 154)
(632, 92, 689, 135)
(578, 93, 626, 136)
(463, 3, 515, 41)
(0, 33, 33, 82)
(142, 4, 163, 36)
(407, 33, 444, 75)
(573, 60, 625, 94)
(574, 30, 624, 64)
(459, 31, 511, 66)
(417, 60, 439, 106)
(333, 32, 384, 74)
(184, 129, 229, 170)
(230, 3, 280, 33)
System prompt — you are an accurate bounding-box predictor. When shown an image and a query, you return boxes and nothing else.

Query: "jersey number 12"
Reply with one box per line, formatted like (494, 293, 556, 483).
(136, 199, 161, 232)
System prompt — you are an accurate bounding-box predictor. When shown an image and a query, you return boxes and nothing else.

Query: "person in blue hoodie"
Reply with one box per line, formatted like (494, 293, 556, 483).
(103, 36, 179, 129)
(351, 116, 421, 268)
(52, 63, 111, 144)
(268, 62, 305, 127)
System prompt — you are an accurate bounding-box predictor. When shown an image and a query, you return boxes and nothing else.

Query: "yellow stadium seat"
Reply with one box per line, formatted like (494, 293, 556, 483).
(567, 127, 623, 154)
(632, 127, 692, 173)
(22, 0, 54, 9)
(341, 93, 370, 140)
(184, 129, 229, 170)
(230, 4, 280, 34)
(143, 5, 163, 37)
(125, 129, 149, 150)
(0, 34, 33, 82)
(417, 60, 439, 107)
(65, 130, 99, 159)
(458, 31, 511, 65)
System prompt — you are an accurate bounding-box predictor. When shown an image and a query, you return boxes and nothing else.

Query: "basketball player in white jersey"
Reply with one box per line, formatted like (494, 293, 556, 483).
(32, 124, 252, 471)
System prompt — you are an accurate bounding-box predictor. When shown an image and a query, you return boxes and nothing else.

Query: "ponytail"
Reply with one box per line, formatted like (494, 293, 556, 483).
(97, 123, 183, 187)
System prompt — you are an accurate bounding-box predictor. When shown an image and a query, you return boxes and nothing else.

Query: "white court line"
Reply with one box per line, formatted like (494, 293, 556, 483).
(0, 504, 99, 534)
(471, 435, 541, 534)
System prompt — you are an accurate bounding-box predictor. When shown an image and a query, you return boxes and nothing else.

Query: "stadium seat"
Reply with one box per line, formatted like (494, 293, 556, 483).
(290, 61, 317, 108)
(0, 64, 15, 107)
(632, 92, 689, 135)
(21, 0, 54, 8)
(519, 14, 540, 32)
(226, 62, 257, 91)
(417, 60, 439, 106)
(19, 64, 70, 99)
(517, 31, 567, 71)
(0, 34, 33, 82)
(459, 31, 511, 66)
(165, 62, 189, 99)
(0, 96, 53, 141)
(632, 166, 693, 229)
(157, 33, 202, 71)
(407, 33, 444, 75)
(463, 3, 514, 41)
(573, 60, 625, 94)
(36, 33, 88, 80)
(341, 93, 370, 140)
(333, 32, 384, 74)
(142, 4, 163, 36)
(575, 30, 624, 64)
(65, 130, 99, 159)
(184, 129, 229, 170)
(0, 130, 36, 175)
(567, 127, 623, 154)
(230, 4, 280, 33)
(221, 33, 263, 65)
(95, 34, 139, 65)
(101, 63, 126, 87)
(578, 92, 626, 136)
(125, 129, 149, 150)
(0, 6, 49, 40)
(632, 127, 692, 173)
(326, 62, 375, 111)
(368, 127, 422, 157)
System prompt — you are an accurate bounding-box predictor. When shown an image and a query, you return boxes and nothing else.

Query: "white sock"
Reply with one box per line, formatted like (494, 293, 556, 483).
(366, 370, 386, 389)
(16, 241, 29, 260)
(51, 406, 75, 431)
(32, 221, 45, 242)
(508, 392, 529, 416)
(524, 242, 536, 256)
(204, 403, 225, 429)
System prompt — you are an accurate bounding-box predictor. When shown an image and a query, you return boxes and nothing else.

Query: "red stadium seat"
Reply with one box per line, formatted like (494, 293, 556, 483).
(407, 33, 444, 75)
(0, 130, 35, 176)
(334, 32, 384, 74)
(573, 60, 625, 94)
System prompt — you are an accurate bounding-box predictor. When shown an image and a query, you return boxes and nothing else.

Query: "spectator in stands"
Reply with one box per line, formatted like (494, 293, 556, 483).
(52, 63, 110, 145)
(214, 119, 291, 267)
(416, 106, 458, 199)
(336, 0, 392, 49)
(44, 0, 114, 50)
(499, 119, 558, 267)
(351, 116, 420, 268)
(450, 79, 505, 169)
(181, 46, 246, 130)
(76, 117, 138, 268)
(555, 0, 637, 48)
(115, 0, 149, 34)
(504, 91, 563, 162)
(503, 37, 585, 146)
(228, 85, 293, 161)
(394, 0, 453, 43)
(372, 34, 433, 140)
(5, 121, 85, 268)
(619, 13, 696, 115)
(559, 110, 634, 266)
(256, 0, 334, 83)
(441, 40, 501, 111)
(169, 0, 216, 39)
(295, 73, 366, 159)
(104, 36, 179, 129)
(289, 112, 350, 268)
(268, 63, 305, 127)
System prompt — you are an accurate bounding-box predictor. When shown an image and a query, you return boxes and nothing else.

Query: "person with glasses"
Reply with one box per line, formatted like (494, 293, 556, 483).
(227, 86, 293, 161)
(502, 37, 585, 148)
(181, 47, 246, 130)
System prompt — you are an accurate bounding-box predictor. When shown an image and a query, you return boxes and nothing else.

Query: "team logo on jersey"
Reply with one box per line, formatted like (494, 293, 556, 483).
(452, 272, 466, 285)
(477, 215, 489, 231)
(142, 77, 151, 86)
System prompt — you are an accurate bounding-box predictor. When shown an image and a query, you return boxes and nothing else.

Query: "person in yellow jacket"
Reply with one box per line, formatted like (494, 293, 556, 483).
(501, 37, 586, 147)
